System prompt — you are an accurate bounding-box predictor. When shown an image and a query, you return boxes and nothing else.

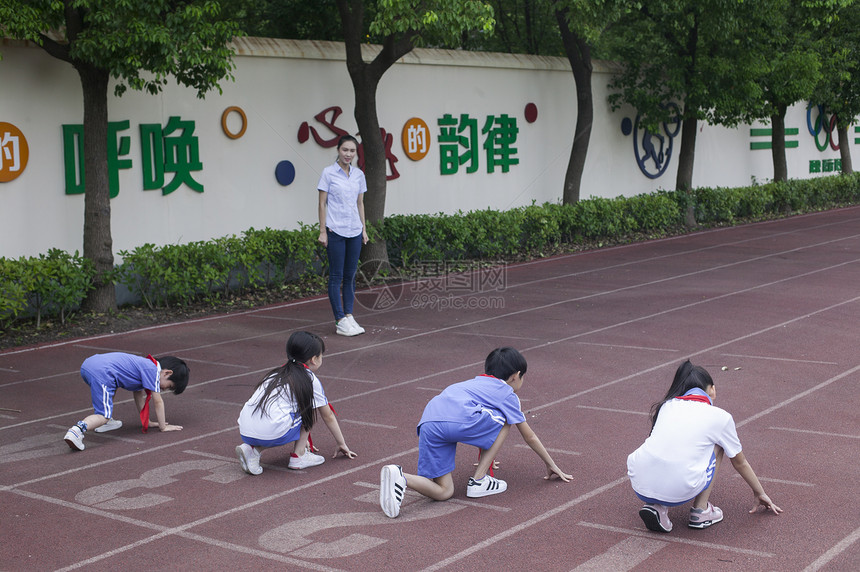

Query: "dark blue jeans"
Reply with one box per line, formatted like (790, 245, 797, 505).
(326, 229, 362, 321)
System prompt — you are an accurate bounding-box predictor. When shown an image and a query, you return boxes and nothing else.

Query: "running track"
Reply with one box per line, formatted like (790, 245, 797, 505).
(2, 207, 859, 571)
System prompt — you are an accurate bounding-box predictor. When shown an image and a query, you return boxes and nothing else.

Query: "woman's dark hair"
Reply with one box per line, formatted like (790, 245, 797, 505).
(252, 331, 326, 430)
(337, 134, 359, 149)
(649, 360, 714, 430)
(157, 356, 190, 395)
(484, 347, 527, 381)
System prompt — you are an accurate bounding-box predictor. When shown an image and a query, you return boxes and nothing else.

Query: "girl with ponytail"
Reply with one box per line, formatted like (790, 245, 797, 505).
(627, 360, 782, 533)
(236, 331, 356, 475)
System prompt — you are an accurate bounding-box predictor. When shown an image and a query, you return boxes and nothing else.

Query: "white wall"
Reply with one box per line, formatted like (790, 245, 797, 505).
(0, 37, 849, 259)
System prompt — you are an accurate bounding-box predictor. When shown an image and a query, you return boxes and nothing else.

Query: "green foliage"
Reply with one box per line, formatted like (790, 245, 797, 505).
(4, 175, 860, 331)
(369, 0, 495, 46)
(0, 0, 243, 98)
(115, 225, 323, 309)
(0, 250, 94, 329)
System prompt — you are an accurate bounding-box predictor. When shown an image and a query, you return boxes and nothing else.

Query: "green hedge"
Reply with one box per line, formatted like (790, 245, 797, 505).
(3, 173, 860, 327)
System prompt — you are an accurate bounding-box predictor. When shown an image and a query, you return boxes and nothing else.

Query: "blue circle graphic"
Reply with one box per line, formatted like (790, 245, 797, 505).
(275, 161, 296, 186)
(621, 117, 633, 136)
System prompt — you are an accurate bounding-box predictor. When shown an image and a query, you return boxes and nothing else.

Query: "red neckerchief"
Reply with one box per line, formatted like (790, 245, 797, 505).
(675, 394, 711, 405)
(141, 355, 157, 433)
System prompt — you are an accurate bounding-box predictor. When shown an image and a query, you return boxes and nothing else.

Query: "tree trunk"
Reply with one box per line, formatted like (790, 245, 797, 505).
(770, 106, 788, 182)
(77, 63, 116, 312)
(555, 7, 593, 205)
(675, 113, 697, 227)
(838, 124, 854, 174)
(337, 0, 415, 273)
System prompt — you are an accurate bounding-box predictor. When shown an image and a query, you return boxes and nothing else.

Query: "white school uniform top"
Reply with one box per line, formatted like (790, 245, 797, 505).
(317, 161, 366, 237)
(627, 398, 743, 503)
(237, 370, 328, 441)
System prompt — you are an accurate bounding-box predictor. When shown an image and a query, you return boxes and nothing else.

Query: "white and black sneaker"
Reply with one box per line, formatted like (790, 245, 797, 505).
(466, 475, 507, 498)
(64, 426, 85, 451)
(94, 418, 122, 433)
(380, 464, 407, 518)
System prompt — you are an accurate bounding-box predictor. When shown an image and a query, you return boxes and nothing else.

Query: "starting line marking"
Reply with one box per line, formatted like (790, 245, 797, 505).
(769, 426, 860, 440)
(576, 522, 775, 558)
(570, 536, 668, 571)
(576, 405, 648, 416)
(514, 443, 581, 456)
(732, 474, 815, 487)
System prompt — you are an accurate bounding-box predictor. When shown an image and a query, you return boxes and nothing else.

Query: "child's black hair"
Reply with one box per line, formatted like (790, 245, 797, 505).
(157, 356, 190, 395)
(252, 331, 326, 431)
(484, 347, 527, 381)
(649, 359, 714, 430)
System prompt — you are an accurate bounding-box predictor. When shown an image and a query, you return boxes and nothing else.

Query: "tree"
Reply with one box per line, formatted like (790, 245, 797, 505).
(335, 0, 494, 269)
(606, 0, 768, 225)
(747, 1, 836, 182)
(811, 1, 860, 174)
(0, 0, 241, 311)
(552, 0, 630, 204)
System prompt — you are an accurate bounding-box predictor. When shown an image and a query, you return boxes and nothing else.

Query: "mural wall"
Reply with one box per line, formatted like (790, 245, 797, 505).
(0, 37, 850, 258)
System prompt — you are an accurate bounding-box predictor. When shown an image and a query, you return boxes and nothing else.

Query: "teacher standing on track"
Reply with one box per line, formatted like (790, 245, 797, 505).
(318, 134, 369, 337)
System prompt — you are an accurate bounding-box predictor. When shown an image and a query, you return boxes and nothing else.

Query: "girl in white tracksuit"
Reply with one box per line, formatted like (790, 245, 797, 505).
(627, 360, 782, 533)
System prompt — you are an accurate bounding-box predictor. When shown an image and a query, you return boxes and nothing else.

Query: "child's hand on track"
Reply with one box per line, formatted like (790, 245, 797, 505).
(149, 421, 183, 431)
(333, 444, 357, 459)
(750, 493, 782, 515)
(545, 465, 572, 482)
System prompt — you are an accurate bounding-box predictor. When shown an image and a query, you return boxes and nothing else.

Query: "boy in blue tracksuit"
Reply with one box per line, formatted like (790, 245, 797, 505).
(379, 347, 572, 518)
(64, 352, 190, 451)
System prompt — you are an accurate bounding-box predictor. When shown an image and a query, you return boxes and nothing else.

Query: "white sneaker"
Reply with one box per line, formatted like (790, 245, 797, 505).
(236, 443, 263, 475)
(288, 448, 325, 469)
(380, 464, 407, 518)
(345, 314, 365, 334)
(336, 318, 360, 337)
(466, 475, 507, 498)
(64, 426, 85, 451)
(94, 418, 122, 433)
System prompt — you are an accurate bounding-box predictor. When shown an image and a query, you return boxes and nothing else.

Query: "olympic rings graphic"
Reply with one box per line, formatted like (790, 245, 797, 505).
(806, 103, 839, 151)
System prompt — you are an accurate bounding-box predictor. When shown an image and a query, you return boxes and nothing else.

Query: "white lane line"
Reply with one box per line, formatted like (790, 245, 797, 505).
(576, 341, 681, 353)
(576, 405, 649, 416)
(419, 477, 629, 572)
(570, 536, 668, 572)
(720, 353, 838, 365)
(197, 398, 244, 408)
(803, 525, 860, 572)
(737, 364, 860, 428)
(769, 426, 860, 440)
(576, 522, 775, 558)
(732, 474, 814, 487)
(12, 447, 420, 571)
(339, 419, 398, 429)
(514, 444, 581, 456)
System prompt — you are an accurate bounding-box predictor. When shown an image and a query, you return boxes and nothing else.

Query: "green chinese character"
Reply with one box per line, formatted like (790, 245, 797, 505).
(438, 113, 479, 175)
(62, 125, 84, 195)
(162, 117, 204, 194)
(823, 159, 834, 172)
(809, 160, 821, 173)
(140, 123, 165, 191)
(62, 122, 132, 198)
(482, 114, 519, 173)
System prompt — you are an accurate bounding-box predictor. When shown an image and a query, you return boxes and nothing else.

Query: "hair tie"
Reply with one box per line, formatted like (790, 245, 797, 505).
(289, 357, 297, 364)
